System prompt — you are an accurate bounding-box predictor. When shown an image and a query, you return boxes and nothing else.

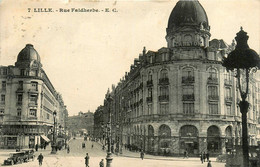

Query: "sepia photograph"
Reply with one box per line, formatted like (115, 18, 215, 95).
(0, 0, 259, 166)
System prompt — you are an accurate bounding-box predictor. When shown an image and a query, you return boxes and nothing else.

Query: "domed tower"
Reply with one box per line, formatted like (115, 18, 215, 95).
(166, 0, 210, 49)
(15, 44, 42, 68)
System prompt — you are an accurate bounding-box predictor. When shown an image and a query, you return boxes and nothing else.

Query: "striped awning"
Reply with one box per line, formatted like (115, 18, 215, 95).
(41, 135, 50, 142)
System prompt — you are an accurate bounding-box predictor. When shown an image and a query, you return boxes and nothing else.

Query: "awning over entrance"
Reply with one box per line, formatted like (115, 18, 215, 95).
(41, 135, 50, 142)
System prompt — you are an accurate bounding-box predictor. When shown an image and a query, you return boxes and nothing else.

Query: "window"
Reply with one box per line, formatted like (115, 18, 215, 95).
(209, 103, 218, 114)
(148, 72, 152, 81)
(18, 81, 23, 90)
(183, 68, 194, 78)
(2, 69, 7, 75)
(1, 95, 5, 103)
(160, 86, 169, 96)
(149, 56, 153, 64)
(29, 109, 37, 117)
(29, 95, 38, 105)
(18, 94, 23, 104)
(20, 69, 25, 76)
(0, 109, 4, 115)
(208, 86, 218, 97)
(160, 69, 168, 79)
(17, 109, 21, 116)
(162, 53, 168, 62)
(183, 102, 194, 114)
(226, 105, 232, 115)
(160, 103, 169, 115)
(31, 82, 38, 91)
(148, 88, 153, 98)
(148, 104, 152, 115)
(2, 81, 6, 90)
(225, 87, 231, 98)
(209, 68, 217, 79)
(183, 86, 194, 95)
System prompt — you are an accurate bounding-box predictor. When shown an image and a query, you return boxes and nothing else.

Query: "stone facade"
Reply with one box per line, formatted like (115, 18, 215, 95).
(0, 44, 68, 149)
(94, 0, 260, 156)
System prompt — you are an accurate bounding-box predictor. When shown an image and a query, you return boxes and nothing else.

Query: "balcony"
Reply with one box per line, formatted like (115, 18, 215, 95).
(225, 97, 233, 103)
(147, 80, 153, 87)
(208, 95, 219, 101)
(29, 103, 38, 107)
(17, 101, 23, 106)
(182, 76, 194, 84)
(182, 94, 195, 101)
(159, 78, 169, 85)
(159, 95, 169, 102)
(207, 77, 218, 84)
(224, 79, 232, 86)
(146, 97, 152, 103)
(28, 89, 38, 94)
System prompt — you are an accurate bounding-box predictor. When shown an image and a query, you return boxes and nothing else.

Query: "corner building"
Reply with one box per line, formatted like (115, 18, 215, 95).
(0, 44, 68, 149)
(97, 0, 260, 156)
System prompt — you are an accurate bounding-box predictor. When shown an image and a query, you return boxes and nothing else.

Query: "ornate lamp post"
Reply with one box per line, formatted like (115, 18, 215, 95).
(106, 95, 113, 167)
(222, 27, 260, 167)
(51, 111, 57, 154)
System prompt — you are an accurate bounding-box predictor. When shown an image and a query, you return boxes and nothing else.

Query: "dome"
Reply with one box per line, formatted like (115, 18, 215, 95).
(17, 44, 41, 63)
(167, 0, 209, 30)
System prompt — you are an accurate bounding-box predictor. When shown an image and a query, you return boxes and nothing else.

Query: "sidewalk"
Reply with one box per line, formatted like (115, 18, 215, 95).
(94, 140, 217, 162)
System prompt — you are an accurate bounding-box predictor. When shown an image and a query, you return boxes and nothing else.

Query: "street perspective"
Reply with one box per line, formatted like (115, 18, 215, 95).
(0, 0, 260, 167)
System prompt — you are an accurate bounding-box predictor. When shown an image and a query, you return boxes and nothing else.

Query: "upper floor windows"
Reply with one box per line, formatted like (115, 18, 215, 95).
(1, 94, 5, 103)
(31, 82, 38, 91)
(18, 81, 23, 90)
(29, 109, 37, 117)
(1, 81, 6, 90)
(182, 68, 194, 83)
(159, 69, 169, 85)
(209, 68, 218, 79)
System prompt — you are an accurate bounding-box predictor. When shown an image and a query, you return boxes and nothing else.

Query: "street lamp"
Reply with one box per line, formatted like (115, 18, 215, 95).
(222, 27, 260, 167)
(51, 111, 57, 154)
(105, 95, 113, 167)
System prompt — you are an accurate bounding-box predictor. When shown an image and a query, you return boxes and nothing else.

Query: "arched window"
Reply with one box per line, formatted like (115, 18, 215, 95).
(209, 68, 217, 79)
(159, 124, 171, 137)
(182, 68, 194, 83)
(160, 69, 168, 79)
(148, 71, 153, 81)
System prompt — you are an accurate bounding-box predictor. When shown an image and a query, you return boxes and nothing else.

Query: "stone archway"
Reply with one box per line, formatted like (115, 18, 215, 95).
(158, 124, 171, 155)
(147, 125, 154, 153)
(207, 125, 221, 154)
(179, 125, 199, 155)
(225, 126, 233, 153)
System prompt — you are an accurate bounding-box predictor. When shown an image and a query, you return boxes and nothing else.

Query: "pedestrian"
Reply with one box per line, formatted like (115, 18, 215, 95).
(206, 152, 209, 162)
(37, 153, 44, 166)
(203, 152, 206, 162)
(140, 150, 144, 160)
(200, 152, 204, 164)
(99, 159, 104, 167)
(85, 153, 90, 167)
(207, 160, 212, 167)
(183, 151, 186, 158)
(35, 144, 38, 151)
(67, 145, 70, 154)
(92, 144, 94, 149)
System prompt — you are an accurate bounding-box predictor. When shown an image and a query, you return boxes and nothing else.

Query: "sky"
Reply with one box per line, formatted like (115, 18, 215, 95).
(0, 0, 259, 116)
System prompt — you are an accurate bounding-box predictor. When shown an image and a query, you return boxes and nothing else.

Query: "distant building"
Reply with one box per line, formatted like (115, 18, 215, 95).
(0, 44, 68, 149)
(67, 111, 94, 136)
(94, 0, 260, 156)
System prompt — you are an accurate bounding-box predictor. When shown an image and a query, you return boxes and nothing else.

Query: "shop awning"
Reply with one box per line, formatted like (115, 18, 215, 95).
(41, 135, 50, 142)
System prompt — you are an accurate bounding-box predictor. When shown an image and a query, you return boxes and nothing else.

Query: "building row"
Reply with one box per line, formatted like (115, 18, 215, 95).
(0, 44, 68, 149)
(93, 0, 260, 156)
